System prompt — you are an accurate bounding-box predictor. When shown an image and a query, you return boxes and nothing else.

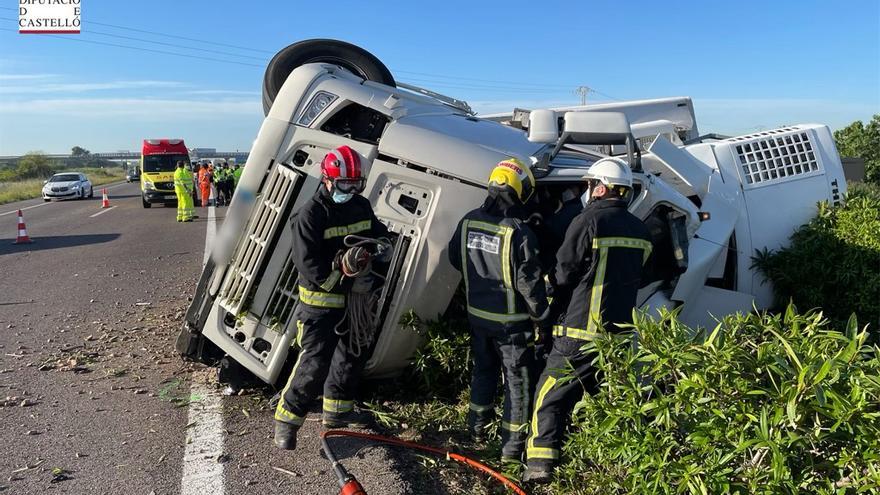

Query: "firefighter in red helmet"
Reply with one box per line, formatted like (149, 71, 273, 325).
(274, 145, 390, 450)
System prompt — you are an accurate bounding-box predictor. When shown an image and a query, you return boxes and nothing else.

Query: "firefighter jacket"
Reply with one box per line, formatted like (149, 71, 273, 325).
(291, 187, 389, 309)
(553, 197, 652, 340)
(448, 197, 548, 328)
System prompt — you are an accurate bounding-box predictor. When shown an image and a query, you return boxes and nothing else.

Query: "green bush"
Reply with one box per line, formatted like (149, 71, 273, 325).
(752, 183, 880, 329)
(553, 308, 880, 494)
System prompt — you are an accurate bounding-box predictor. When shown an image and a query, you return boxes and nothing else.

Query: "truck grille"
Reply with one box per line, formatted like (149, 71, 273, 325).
(262, 252, 299, 331)
(154, 181, 174, 190)
(219, 163, 299, 313)
(727, 127, 821, 186)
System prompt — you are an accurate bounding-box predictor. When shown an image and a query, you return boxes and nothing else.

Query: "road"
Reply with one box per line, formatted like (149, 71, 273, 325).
(0, 183, 418, 495)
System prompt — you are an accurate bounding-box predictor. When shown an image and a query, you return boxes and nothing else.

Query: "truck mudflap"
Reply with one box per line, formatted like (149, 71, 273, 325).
(176, 257, 224, 365)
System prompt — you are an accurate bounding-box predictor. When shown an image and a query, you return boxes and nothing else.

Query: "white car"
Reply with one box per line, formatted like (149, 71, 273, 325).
(176, 40, 847, 386)
(42, 172, 94, 201)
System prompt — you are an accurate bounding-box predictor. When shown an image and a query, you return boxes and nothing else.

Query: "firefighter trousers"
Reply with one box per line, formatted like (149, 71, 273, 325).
(467, 322, 535, 460)
(274, 304, 369, 427)
(526, 336, 599, 468)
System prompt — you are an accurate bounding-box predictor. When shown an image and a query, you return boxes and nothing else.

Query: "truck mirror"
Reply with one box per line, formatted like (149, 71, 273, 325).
(527, 109, 559, 143)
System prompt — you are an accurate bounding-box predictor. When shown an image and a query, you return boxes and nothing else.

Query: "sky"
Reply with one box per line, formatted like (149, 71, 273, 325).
(0, 0, 877, 155)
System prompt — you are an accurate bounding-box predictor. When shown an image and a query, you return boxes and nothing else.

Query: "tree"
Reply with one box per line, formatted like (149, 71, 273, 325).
(834, 114, 880, 185)
(16, 152, 53, 179)
(71, 146, 90, 157)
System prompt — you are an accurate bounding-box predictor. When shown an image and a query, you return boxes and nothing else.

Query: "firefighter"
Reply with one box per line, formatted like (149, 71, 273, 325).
(523, 157, 653, 483)
(198, 163, 211, 207)
(274, 145, 389, 450)
(448, 157, 549, 463)
(173, 160, 194, 222)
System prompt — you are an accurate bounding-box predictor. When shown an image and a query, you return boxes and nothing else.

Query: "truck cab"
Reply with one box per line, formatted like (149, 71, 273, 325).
(141, 138, 190, 208)
(177, 40, 847, 386)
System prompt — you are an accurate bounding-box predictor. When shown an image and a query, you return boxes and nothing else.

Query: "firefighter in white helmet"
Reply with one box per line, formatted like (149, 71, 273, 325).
(524, 157, 653, 483)
(448, 157, 550, 463)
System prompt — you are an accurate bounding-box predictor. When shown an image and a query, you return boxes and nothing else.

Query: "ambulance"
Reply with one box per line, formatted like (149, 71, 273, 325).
(140, 138, 191, 208)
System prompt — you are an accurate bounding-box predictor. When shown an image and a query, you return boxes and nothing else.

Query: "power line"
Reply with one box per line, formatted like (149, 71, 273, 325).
(0, 27, 263, 68)
(1, 11, 622, 100)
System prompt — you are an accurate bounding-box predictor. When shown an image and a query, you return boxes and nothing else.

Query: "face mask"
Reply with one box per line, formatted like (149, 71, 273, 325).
(331, 189, 353, 204)
(580, 188, 591, 207)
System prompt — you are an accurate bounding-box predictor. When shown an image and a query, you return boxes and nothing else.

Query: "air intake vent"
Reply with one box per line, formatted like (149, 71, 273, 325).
(728, 128, 821, 186)
(219, 163, 299, 313)
(262, 252, 299, 332)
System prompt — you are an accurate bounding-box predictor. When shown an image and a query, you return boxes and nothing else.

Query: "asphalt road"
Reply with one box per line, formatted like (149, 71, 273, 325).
(0, 183, 416, 495)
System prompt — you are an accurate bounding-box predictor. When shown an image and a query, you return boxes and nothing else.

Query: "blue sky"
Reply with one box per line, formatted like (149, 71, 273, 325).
(0, 0, 877, 155)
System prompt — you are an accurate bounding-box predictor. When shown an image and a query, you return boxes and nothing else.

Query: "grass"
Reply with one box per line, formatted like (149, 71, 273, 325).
(0, 167, 126, 205)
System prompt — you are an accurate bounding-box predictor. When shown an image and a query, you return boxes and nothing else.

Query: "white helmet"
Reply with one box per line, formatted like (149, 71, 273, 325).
(582, 157, 633, 189)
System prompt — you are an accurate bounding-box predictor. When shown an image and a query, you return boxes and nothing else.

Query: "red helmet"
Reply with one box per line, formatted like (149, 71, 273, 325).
(321, 146, 366, 193)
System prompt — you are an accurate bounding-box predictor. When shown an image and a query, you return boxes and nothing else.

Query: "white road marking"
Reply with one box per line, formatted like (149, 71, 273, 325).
(88, 205, 117, 218)
(181, 204, 224, 495)
(0, 202, 49, 217)
(204, 205, 216, 265)
(180, 382, 225, 495)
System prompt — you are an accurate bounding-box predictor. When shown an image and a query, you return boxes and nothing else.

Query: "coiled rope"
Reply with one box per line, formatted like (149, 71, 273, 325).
(334, 235, 392, 357)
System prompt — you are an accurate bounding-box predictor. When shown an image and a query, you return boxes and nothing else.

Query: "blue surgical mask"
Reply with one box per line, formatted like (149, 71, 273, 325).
(332, 190, 353, 204)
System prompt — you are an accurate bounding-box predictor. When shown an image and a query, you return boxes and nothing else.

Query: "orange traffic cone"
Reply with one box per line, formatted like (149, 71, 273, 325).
(101, 188, 110, 208)
(13, 209, 32, 244)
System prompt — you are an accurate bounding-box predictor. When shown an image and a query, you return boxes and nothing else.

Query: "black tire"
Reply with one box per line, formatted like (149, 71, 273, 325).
(89, 187, 94, 198)
(142, 196, 151, 208)
(262, 39, 395, 116)
(43, 198, 50, 202)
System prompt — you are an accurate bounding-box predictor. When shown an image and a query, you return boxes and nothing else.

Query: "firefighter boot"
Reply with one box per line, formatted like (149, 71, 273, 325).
(274, 420, 299, 450)
(522, 462, 554, 484)
(322, 409, 374, 429)
(466, 409, 493, 443)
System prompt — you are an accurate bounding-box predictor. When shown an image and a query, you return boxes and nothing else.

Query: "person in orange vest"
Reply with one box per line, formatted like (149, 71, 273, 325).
(198, 163, 211, 207)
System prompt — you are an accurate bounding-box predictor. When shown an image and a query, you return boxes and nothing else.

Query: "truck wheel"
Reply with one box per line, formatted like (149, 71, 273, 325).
(262, 39, 395, 116)
(142, 197, 151, 208)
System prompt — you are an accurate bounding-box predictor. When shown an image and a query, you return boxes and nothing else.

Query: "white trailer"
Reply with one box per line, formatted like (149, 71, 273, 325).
(176, 40, 846, 385)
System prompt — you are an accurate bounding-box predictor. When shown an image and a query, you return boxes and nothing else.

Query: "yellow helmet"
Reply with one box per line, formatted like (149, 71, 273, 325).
(488, 157, 535, 203)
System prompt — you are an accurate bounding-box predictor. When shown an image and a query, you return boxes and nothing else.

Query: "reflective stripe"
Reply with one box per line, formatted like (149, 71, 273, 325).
(323, 398, 354, 414)
(593, 236, 654, 264)
(553, 325, 600, 341)
(526, 375, 558, 460)
(587, 244, 609, 333)
(275, 333, 307, 426)
(502, 421, 529, 433)
(324, 220, 371, 239)
(274, 405, 305, 425)
(467, 306, 529, 323)
(500, 226, 514, 313)
(298, 286, 344, 308)
(468, 220, 507, 235)
(295, 320, 305, 347)
(469, 402, 494, 413)
(526, 446, 560, 460)
(320, 270, 342, 292)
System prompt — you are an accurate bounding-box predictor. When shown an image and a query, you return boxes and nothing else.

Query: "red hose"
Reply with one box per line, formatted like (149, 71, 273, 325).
(320, 430, 528, 495)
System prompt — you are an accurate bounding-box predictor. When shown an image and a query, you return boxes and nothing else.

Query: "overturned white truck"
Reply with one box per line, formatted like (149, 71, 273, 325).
(176, 39, 847, 386)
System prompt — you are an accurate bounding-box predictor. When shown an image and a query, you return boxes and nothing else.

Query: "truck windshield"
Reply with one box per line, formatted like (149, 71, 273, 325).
(143, 154, 189, 173)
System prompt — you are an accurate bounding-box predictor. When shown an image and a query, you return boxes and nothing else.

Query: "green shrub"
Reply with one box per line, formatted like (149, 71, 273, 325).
(400, 288, 473, 400)
(553, 307, 880, 495)
(752, 183, 880, 329)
